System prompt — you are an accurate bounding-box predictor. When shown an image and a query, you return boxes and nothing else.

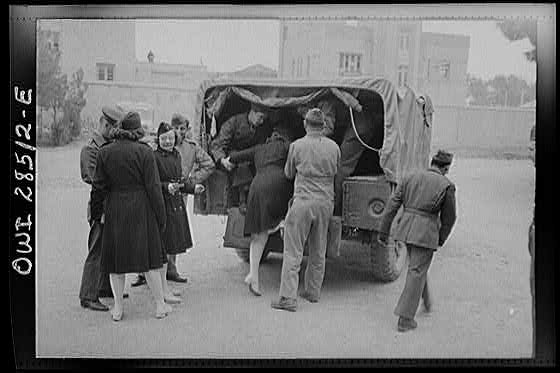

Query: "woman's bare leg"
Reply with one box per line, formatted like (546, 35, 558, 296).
(109, 273, 125, 318)
(145, 269, 170, 317)
(245, 231, 269, 293)
(160, 263, 181, 303)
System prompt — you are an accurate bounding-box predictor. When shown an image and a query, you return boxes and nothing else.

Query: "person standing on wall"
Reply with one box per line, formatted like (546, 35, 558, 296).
(378, 150, 457, 332)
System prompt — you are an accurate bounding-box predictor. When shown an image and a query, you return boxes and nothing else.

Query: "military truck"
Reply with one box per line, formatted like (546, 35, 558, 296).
(192, 77, 434, 282)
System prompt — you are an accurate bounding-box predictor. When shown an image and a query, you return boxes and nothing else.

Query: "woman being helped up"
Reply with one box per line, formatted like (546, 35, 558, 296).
(154, 122, 205, 303)
(225, 122, 294, 296)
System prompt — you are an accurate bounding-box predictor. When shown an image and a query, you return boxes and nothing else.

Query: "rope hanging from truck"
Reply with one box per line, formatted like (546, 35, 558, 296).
(348, 106, 382, 153)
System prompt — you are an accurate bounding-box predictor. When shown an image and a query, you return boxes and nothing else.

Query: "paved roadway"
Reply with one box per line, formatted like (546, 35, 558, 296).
(35, 141, 534, 359)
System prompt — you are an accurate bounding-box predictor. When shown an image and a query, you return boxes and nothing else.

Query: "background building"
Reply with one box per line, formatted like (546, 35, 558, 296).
(278, 20, 469, 106)
(417, 32, 470, 107)
(39, 19, 211, 131)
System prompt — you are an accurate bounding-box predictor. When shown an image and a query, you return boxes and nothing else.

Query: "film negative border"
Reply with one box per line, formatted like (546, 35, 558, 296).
(9, 4, 556, 369)
(10, 5, 37, 370)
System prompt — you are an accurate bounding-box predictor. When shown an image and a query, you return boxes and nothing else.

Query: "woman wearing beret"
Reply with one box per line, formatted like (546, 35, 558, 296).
(153, 122, 205, 303)
(91, 111, 170, 321)
(225, 122, 295, 296)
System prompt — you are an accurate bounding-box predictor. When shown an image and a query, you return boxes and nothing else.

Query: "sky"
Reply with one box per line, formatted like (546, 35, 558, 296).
(422, 20, 536, 83)
(135, 20, 280, 73)
(135, 19, 536, 83)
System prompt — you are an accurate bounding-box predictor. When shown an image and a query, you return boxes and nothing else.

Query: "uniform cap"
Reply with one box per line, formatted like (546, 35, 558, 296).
(102, 105, 125, 125)
(171, 113, 189, 127)
(432, 150, 454, 165)
(119, 111, 142, 131)
(304, 108, 325, 127)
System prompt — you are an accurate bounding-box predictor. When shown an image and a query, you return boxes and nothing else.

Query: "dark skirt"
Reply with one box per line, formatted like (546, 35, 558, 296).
(162, 194, 193, 255)
(244, 165, 293, 236)
(100, 189, 164, 274)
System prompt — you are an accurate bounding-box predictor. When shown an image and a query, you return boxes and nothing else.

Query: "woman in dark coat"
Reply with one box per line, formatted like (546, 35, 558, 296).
(153, 122, 205, 304)
(225, 123, 294, 296)
(91, 111, 170, 321)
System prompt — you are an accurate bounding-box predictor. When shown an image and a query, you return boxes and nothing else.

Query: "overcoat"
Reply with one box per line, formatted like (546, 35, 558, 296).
(91, 138, 166, 274)
(154, 147, 195, 254)
(379, 167, 457, 250)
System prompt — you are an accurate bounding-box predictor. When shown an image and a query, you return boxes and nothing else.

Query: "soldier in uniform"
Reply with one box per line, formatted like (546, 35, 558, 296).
(131, 113, 215, 286)
(378, 150, 457, 332)
(296, 97, 384, 257)
(271, 108, 340, 312)
(78, 105, 127, 311)
(209, 102, 273, 211)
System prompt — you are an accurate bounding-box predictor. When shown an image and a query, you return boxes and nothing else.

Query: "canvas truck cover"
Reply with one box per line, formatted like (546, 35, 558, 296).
(192, 77, 433, 183)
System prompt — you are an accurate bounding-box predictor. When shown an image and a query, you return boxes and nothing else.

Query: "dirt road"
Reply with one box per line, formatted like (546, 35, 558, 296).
(35, 141, 534, 359)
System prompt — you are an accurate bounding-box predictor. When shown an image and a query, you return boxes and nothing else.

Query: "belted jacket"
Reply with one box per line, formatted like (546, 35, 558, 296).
(379, 167, 457, 249)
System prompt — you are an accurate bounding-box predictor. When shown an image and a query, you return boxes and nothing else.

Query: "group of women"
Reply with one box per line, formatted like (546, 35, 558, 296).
(90, 112, 204, 321)
(90, 109, 296, 321)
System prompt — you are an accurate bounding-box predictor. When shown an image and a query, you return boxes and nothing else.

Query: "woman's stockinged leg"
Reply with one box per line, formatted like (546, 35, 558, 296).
(246, 231, 269, 294)
(160, 263, 181, 304)
(145, 269, 170, 318)
(109, 273, 125, 320)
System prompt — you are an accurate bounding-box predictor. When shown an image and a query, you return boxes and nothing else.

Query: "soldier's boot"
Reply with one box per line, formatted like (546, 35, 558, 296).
(326, 216, 342, 258)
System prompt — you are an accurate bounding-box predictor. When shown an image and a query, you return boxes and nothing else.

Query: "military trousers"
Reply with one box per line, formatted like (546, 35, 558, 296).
(394, 244, 434, 319)
(79, 221, 112, 301)
(279, 198, 333, 300)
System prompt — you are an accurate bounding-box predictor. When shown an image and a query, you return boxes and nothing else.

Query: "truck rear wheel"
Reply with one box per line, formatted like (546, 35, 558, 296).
(338, 231, 407, 282)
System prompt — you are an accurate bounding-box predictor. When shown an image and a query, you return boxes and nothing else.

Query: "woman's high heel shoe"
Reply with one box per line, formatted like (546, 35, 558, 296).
(111, 309, 123, 322)
(248, 282, 262, 297)
(155, 303, 172, 319)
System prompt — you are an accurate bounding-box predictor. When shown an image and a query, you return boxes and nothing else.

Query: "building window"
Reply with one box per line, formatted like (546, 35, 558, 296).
(398, 64, 409, 87)
(291, 59, 295, 77)
(306, 55, 311, 77)
(339, 53, 362, 75)
(97, 63, 115, 81)
(439, 62, 450, 79)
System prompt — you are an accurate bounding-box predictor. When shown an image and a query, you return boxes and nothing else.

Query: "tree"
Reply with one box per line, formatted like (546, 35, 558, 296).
(467, 73, 536, 107)
(496, 20, 537, 62)
(37, 28, 88, 145)
(467, 74, 491, 106)
(63, 68, 88, 138)
(37, 28, 68, 145)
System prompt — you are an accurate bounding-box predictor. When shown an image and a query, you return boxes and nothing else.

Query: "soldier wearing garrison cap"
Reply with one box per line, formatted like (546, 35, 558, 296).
(378, 149, 457, 332)
(78, 105, 127, 312)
